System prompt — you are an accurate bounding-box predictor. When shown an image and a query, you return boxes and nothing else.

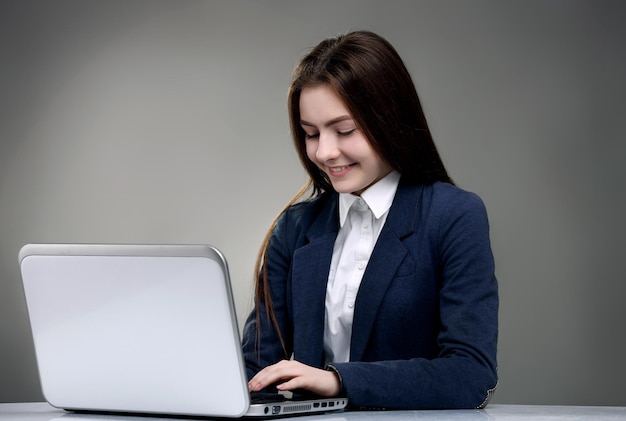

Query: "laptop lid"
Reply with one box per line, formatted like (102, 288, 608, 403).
(19, 244, 347, 418)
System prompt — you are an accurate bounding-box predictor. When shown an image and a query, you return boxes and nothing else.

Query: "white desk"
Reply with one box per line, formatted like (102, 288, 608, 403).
(1, 402, 626, 420)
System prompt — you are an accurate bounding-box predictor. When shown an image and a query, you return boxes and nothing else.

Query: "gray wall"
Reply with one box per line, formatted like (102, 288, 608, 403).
(1, 0, 625, 406)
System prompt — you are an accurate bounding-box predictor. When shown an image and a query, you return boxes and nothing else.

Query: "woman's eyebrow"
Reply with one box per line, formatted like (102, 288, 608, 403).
(300, 115, 353, 128)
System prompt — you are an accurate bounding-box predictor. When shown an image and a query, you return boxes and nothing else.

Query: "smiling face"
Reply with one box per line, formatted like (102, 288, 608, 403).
(300, 85, 392, 196)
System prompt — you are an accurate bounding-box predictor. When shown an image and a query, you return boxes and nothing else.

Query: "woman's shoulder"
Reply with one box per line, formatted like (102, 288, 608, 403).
(274, 191, 338, 234)
(427, 181, 486, 209)
(286, 191, 336, 216)
(399, 180, 484, 205)
(424, 182, 490, 233)
(400, 181, 488, 223)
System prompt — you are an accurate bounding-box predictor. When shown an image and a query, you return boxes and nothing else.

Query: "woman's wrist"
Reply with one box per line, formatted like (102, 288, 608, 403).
(325, 364, 344, 396)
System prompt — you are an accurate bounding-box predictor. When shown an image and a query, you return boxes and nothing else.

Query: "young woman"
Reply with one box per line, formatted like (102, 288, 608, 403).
(241, 30, 498, 410)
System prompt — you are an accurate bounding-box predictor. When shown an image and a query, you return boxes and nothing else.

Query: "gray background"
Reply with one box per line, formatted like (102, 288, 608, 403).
(1, 0, 625, 406)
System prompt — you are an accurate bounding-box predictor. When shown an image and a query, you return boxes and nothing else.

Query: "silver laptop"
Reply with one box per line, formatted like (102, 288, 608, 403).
(19, 243, 347, 418)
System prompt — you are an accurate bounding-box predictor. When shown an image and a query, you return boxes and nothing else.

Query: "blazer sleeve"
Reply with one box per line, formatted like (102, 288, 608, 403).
(330, 189, 499, 409)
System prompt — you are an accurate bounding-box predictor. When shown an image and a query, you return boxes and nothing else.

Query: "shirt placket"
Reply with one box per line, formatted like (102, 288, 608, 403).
(344, 199, 373, 312)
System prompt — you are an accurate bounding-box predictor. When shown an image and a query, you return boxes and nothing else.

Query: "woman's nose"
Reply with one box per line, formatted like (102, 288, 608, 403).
(315, 133, 340, 162)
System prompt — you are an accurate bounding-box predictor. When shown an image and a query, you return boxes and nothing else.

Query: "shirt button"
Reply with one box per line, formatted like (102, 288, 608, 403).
(357, 263, 365, 270)
(348, 302, 355, 308)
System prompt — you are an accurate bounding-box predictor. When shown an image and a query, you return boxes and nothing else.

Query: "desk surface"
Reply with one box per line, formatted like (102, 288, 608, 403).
(1, 402, 626, 420)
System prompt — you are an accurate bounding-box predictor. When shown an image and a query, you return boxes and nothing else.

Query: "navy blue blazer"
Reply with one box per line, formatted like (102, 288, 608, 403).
(242, 181, 498, 409)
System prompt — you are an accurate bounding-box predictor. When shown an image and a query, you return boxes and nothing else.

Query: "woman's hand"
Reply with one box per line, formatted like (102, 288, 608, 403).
(248, 360, 341, 397)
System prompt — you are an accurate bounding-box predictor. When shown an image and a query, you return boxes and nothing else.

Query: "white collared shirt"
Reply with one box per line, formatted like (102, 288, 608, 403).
(323, 171, 401, 364)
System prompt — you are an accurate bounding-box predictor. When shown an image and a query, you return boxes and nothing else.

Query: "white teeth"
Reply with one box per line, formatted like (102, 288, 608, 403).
(330, 166, 348, 173)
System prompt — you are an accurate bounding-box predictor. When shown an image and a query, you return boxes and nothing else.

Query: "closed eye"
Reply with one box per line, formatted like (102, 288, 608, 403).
(338, 129, 356, 137)
(304, 132, 320, 140)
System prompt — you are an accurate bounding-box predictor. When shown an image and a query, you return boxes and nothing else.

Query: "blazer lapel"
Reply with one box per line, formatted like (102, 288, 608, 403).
(350, 183, 423, 361)
(291, 195, 339, 367)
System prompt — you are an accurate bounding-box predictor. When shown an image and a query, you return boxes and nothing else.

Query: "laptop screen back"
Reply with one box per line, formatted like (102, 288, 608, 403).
(19, 244, 250, 417)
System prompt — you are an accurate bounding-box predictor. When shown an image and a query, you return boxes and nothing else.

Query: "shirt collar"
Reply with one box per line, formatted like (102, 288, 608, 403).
(338, 170, 401, 227)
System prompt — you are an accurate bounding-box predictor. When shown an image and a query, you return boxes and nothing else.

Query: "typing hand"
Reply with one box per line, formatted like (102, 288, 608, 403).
(248, 360, 340, 397)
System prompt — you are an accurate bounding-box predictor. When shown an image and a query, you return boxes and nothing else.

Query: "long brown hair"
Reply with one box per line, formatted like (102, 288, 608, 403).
(253, 30, 452, 355)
